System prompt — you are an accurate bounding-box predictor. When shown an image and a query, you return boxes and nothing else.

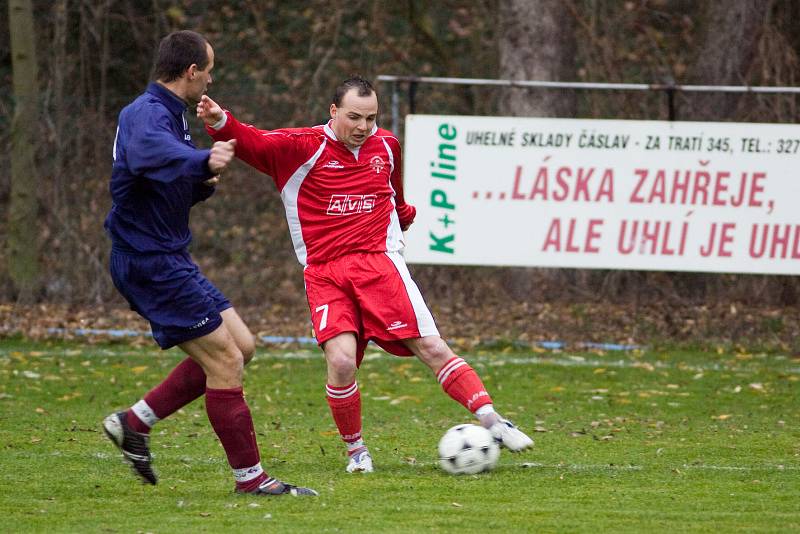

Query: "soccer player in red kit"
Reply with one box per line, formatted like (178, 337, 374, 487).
(198, 77, 532, 473)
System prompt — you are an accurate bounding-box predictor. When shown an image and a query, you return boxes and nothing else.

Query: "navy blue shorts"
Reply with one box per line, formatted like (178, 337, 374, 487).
(109, 249, 231, 349)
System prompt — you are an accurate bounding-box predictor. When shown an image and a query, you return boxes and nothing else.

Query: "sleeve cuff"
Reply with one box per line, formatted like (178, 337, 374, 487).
(210, 113, 228, 131)
(180, 148, 214, 182)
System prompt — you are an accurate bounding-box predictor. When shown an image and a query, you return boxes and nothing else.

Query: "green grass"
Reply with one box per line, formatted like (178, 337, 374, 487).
(0, 339, 798, 533)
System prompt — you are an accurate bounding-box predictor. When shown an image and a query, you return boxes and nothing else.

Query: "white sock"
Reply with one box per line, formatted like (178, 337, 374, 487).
(475, 404, 499, 427)
(233, 462, 264, 483)
(131, 399, 159, 428)
(347, 439, 366, 455)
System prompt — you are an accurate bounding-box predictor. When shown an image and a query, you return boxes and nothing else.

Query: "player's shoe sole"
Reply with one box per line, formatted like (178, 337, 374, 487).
(102, 411, 157, 485)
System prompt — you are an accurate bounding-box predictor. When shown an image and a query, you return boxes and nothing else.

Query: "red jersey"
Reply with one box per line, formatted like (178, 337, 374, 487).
(208, 113, 416, 266)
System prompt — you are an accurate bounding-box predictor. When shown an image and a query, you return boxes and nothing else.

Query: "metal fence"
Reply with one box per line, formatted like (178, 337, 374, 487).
(376, 75, 800, 134)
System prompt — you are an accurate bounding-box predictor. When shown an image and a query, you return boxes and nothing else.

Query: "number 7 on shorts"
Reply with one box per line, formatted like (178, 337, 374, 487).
(315, 304, 329, 331)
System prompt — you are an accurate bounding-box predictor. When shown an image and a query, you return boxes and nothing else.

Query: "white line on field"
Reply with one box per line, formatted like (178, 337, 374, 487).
(421, 461, 798, 472)
(680, 463, 800, 472)
(85, 451, 798, 473)
(3, 347, 797, 375)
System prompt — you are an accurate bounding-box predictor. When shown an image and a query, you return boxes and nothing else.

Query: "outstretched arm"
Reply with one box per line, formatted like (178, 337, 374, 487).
(198, 94, 296, 180)
(198, 95, 319, 191)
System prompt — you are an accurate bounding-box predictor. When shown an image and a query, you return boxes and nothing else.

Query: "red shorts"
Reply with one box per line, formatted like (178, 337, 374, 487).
(304, 251, 440, 364)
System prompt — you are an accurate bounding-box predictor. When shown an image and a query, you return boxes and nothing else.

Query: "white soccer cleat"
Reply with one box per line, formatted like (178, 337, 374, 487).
(346, 447, 374, 473)
(490, 418, 534, 452)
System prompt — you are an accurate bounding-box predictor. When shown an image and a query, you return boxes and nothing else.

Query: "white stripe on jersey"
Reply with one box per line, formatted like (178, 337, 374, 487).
(384, 251, 439, 338)
(113, 125, 119, 161)
(281, 139, 328, 266)
(381, 137, 405, 253)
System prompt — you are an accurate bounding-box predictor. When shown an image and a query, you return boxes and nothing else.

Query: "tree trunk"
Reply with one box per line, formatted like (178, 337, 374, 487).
(690, 0, 771, 120)
(7, 0, 40, 302)
(497, 0, 577, 300)
(498, 0, 577, 117)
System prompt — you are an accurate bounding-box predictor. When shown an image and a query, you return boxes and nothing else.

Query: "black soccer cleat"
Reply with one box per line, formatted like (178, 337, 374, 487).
(102, 411, 157, 485)
(236, 476, 319, 497)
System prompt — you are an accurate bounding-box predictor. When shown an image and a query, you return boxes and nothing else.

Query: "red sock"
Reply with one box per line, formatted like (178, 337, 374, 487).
(326, 382, 362, 444)
(126, 357, 206, 434)
(436, 357, 493, 413)
(205, 387, 261, 477)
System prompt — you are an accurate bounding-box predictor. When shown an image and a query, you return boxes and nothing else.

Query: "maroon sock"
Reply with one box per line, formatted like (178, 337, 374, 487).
(205, 387, 262, 477)
(125, 409, 151, 434)
(126, 357, 206, 434)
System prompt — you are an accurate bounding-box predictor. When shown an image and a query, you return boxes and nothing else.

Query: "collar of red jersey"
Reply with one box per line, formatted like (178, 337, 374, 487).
(323, 120, 379, 142)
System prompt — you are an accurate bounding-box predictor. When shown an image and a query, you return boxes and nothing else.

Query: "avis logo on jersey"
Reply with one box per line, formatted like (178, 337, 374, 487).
(326, 194, 378, 216)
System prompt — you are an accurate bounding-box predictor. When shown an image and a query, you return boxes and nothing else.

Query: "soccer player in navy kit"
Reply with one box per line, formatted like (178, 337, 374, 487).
(102, 30, 316, 497)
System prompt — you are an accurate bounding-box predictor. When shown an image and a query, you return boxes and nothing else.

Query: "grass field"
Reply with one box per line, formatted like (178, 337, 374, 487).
(0, 338, 798, 533)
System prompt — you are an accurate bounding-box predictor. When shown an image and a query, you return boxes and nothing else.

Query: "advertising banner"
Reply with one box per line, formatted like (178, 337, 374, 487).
(403, 114, 800, 274)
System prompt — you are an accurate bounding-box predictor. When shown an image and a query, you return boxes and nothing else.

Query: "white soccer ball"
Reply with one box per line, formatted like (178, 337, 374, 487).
(438, 423, 500, 475)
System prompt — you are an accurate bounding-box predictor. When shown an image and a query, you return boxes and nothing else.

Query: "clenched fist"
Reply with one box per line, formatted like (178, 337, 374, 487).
(208, 139, 237, 174)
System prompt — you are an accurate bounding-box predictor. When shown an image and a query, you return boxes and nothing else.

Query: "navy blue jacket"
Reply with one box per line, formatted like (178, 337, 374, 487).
(104, 82, 216, 254)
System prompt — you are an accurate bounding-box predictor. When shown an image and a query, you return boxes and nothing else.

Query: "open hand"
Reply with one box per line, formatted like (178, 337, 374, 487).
(197, 95, 225, 126)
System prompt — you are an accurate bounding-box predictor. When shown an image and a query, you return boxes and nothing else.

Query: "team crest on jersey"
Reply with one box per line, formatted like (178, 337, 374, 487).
(369, 155, 385, 174)
(327, 194, 377, 215)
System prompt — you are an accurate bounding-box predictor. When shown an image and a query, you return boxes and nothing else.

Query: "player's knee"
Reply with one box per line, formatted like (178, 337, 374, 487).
(326, 349, 358, 378)
(418, 335, 450, 357)
(206, 344, 245, 382)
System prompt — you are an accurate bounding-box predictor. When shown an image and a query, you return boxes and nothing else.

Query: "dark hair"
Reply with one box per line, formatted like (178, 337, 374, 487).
(153, 30, 210, 82)
(332, 76, 376, 106)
